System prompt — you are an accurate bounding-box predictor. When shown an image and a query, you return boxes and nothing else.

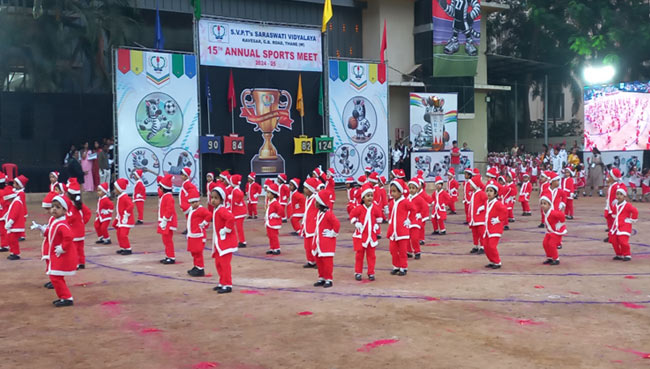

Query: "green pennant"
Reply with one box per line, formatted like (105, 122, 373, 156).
(338, 61, 348, 82)
(318, 75, 323, 116)
(190, 0, 201, 19)
(172, 54, 184, 78)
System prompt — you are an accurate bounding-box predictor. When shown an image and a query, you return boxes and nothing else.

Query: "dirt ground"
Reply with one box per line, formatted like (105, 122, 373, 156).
(1, 189, 649, 369)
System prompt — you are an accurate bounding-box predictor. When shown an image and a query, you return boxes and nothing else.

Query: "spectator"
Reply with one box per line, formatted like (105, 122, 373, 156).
(450, 140, 461, 175)
(63, 144, 76, 167)
(461, 142, 470, 151)
(67, 148, 84, 185)
(91, 141, 101, 187)
(586, 147, 605, 197)
(98, 144, 111, 185)
(402, 141, 412, 178)
(567, 147, 580, 168)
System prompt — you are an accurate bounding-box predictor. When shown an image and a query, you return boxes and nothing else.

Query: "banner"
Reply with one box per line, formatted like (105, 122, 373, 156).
(328, 59, 389, 182)
(583, 150, 644, 187)
(433, 0, 481, 77)
(114, 48, 200, 194)
(410, 92, 458, 151)
(411, 150, 474, 182)
(198, 18, 322, 72)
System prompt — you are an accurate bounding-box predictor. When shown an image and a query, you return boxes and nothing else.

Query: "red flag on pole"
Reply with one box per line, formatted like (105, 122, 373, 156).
(227, 69, 236, 113)
(380, 19, 387, 64)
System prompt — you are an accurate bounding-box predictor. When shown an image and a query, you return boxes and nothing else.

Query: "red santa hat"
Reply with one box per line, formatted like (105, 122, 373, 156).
(219, 170, 231, 180)
(417, 169, 424, 178)
(134, 169, 144, 180)
(609, 168, 622, 181)
(187, 187, 201, 203)
(277, 173, 288, 183)
(497, 175, 506, 183)
(14, 175, 28, 189)
(182, 167, 192, 177)
(507, 170, 516, 180)
(470, 176, 485, 191)
(290, 178, 301, 188)
(368, 172, 379, 183)
(304, 177, 320, 193)
(564, 167, 575, 176)
(616, 185, 628, 196)
(42, 191, 55, 208)
(327, 168, 335, 177)
(212, 186, 226, 202)
(390, 169, 401, 178)
(522, 172, 530, 178)
(52, 195, 69, 211)
(398, 169, 406, 178)
(539, 194, 552, 205)
(312, 167, 323, 177)
(464, 167, 473, 175)
(248, 172, 256, 181)
(345, 177, 355, 184)
(319, 172, 328, 183)
(434, 176, 444, 184)
(315, 189, 334, 209)
(379, 176, 387, 185)
(390, 179, 406, 194)
(97, 182, 110, 195)
(159, 174, 173, 190)
(357, 175, 367, 185)
(473, 168, 480, 176)
(0, 172, 5, 183)
(548, 172, 561, 182)
(360, 183, 375, 198)
(263, 178, 273, 188)
(230, 174, 242, 187)
(364, 166, 373, 173)
(206, 172, 215, 180)
(114, 178, 129, 192)
(267, 182, 280, 196)
(56, 182, 67, 194)
(408, 177, 421, 188)
(486, 167, 498, 178)
(540, 171, 550, 179)
(67, 178, 81, 195)
(486, 182, 499, 193)
(447, 167, 456, 176)
(49, 171, 60, 179)
(156, 175, 163, 184)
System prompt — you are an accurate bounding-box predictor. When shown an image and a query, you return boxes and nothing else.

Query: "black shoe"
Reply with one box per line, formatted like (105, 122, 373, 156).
(476, 248, 485, 255)
(414, 253, 421, 260)
(238, 242, 247, 248)
(550, 259, 560, 265)
(504, 225, 510, 230)
(120, 249, 132, 255)
(538, 223, 545, 228)
(290, 232, 299, 236)
(136, 220, 143, 225)
(247, 216, 253, 219)
(77, 264, 85, 270)
(355, 274, 362, 281)
(117, 249, 125, 254)
(431, 231, 439, 235)
(612, 255, 623, 260)
(377, 235, 382, 240)
(161, 258, 175, 264)
(521, 213, 527, 216)
(557, 245, 562, 249)
(509, 218, 515, 223)
(253, 216, 258, 219)
(490, 264, 502, 269)
(622, 256, 632, 262)
(485, 263, 494, 268)
(603, 237, 609, 243)
(217, 286, 232, 294)
(282, 219, 287, 223)
(272, 250, 281, 255)
(266, 250, 273, 254)
(398, 270, 407, 276)
(303, 262, 316, 268)
(314, 280, 326, 287)
(0, 247, 8, 252)
(103, 239, 112, 245)
(182, 230, 188, 235)
(450, 211, 457, 215)
(439, 231, 446, 235)
(95, 239, 104, 244)
(390, 269, 399, 275)
(7, 254, 20, 260)
(470, 248, 478, 254)
(188, 268, 205, 277)
(419, 240, 424, 245)
(212, 285, 223, 291)
(543, 259, 553, 264)
(19, 237, 25, 241)
(44, 281, 53, 289)
(54, 299, 74, 307)
(323, 281, 333, 288)
(407, 253, 413, 258)
(566, 216, 573, 220)
(463, 221, 469, 225)
(368, 275, 375, 281)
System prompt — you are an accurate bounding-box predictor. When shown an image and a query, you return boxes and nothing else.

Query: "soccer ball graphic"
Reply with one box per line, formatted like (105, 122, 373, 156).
(164, 100, 177, 115)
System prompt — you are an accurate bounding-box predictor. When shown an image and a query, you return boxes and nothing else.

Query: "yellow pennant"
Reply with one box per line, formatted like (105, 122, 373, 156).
(368, 63, 378, 83)
(130, 50, 144, 75)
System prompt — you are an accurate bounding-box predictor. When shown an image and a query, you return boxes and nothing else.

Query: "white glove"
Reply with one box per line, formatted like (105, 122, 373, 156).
(322, 229, 337, 237)
(55, 245, 64, 257)
(199, 221, 208, 229)
(219, 228, 231, 240)
(376, 217, 383, 224)
(354, 222, 363, 232)
(122, 212, 129, 223)
(415, 213, 422, 220)
(490, 217, 501, 225)
(4, 219, 13, 231)
(30, 221, 40, 230)
(403, 219, 411, 228)
(160, 219, 168, 230)
(383, 206, 389, 214)
(373, 223, 380, 233)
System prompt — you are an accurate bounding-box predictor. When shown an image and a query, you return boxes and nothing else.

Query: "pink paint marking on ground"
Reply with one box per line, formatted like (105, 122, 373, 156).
(624, 287, 642, 295)
(569, 291, 581, 295)
(534, 285, 544, 289)
(621, 302, 646, 309)
(610, 360, 624, 364)
(424, 297, 440, 301)
(240, 290, 262, 295)
(424, 243, 441, 246)
(100, 300, 122, 315)
(204, 273, 213, 277)
(360, 279, 373, 284)
(606, 346, 650, 359)
(192, 362, 220, 368)
(458, 269, 477, 274)
(624, 275, 637, 279)
(297, 311, 313, 316)
(141, 328, 163, 334)
(356, 339, 399, 352)
(73, 282, 95, 287)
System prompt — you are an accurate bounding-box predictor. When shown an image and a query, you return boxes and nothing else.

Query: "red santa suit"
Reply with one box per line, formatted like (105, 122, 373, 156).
(482, 193, 507, 266)
(157, 178, 177, 260)
(518, 177, 532, 214)
(430, 184, 451, 234)
(350, 187, 383, 277)
(133, 171, 146, 222)
(503, 180, 517, 221)
(245, 174, 262, 217)
(463, 172, 475, 223)
(542, 206, 567, 262)
(562, 171, 575, 217)
(14, 175, 28, 239)
(312, 190, 339, 283)
(3, 191, 25, 257)
(187, 201, 212, 270)
(113, 188, 135, 251)
(46, 213, 78, 302)
(300, 178, 321, 266)
(0, 181, 11, 251)
(539, 178, 550, 224)
(604, 170, 625, 231)
(279, 182, 290, 221)
(408, 188, 428, 256)
(468, 177, 487, 252)
(229, 175, 247, 246)
(447, 173, 459, 213)
(265, 184, 283, 252)
(387, 180, 413, 273)
(205, 174, 218, 212)
(94, 185, 114, 242)
(179, 173, 197, 218)
(211, 203, 238, 289)
(289, 184, 305, 233)
(373, 181, 388, 230)
(608, 195, 638, 258)
(346, 185, 358, 215)
(67, 201, 91, 267)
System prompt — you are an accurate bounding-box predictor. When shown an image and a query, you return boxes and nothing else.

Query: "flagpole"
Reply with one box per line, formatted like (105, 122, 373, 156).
(231, 109, 235, 133)
(301, 115, 304, 136)
(207, 98, 212, 134)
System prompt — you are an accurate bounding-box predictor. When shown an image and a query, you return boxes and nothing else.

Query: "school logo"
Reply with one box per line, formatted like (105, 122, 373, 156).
(145, 52, 170, 88)
(209, 23, 229, 43)
(349, 63, 367, 91)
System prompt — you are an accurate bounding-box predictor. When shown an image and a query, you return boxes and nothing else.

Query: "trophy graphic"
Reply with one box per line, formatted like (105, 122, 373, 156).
(240, 88, 294, 174)
(423, 96, 445, 151)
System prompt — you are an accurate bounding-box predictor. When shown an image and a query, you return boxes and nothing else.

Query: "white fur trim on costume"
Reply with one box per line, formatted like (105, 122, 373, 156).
(52, 195, 68, 211)
(616, 188, 627, 196)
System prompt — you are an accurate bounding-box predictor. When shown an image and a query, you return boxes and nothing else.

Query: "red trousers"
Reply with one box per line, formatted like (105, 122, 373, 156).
(605, 213, 614, 231)
(449, 199, 457, 212)
(609, 234, 631, 256)
(116, 227, 131, 250)
(507, 207, 514, 220)
(191, 251, 204, 268)
(520, 200, 530, 213)
(407, 228, 422, 254)
(8, 232, 20, 255)
(94, 219, 110, 239)
(135, 201, 144, 221)
(247, 203, 258, 216)
(565, 199, 574, 217)
(470, 225, 485, 247)
(431, 217, 445, 232)
(214, 253, 233, 286)
(464, 203, 470, 223)
(74, 240, 85, 265)
(234, 217, 246, 244)
(389, 239, 409, 269)
(543, 233, 562, 259)
(354, 240, 376, 275)
(267, 227, 280, 250)
(483, 236, 501, 264)
(304, 236, 316, 263)
(0, 223, 7, 247)
(290, 217, 302, 232)
(316, 255, 334, 281)
(280, 204, 287, 220)
(50, 275, 72, 300)
(161, 229, 174, 258)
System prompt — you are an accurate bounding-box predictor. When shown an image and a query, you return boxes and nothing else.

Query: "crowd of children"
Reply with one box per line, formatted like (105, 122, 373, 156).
(1, 157, 643, 308)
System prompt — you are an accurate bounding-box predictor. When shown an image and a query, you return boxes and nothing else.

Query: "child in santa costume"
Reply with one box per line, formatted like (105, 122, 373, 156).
(387, 179, 413, 276)
(540, 195, 567, 265)
(94, 183, 114, 245)
(483, 183, 508, 269)
(430, 176, 451, 236)
(407, 178, 428, 259)
(562, 167, 576, 219)
(0, 173, 11, 252)
(229, 174, 247, 248)
(312, 190, 340, 288)
(462, 168, 474, 225)
(609, 187, 638, 261)
(300, 178, 321, 268)
(468, 176, 487, 255)
(113, 178, 135, 255)
(265, 182, 283, 255)
(66, 179, 91, 269)
(368, 173, 386, 237)
(186, 187, 212, 277)
(604, 168, 625, 242)
(46, 196, 79, 307)
(49, 171, 60, 193)
(245, 172, 261, 219)
(537, 171, 550, 228)
(642, 168, 650, 202)
(13, 175, 28, 241)
(350, 184, 383, 281)
(504, 170, 518, 223)
(531, 160, 539, 189)
(157, 174, 177, 263)
(3, 182, 25, 260)
(205, 172, 218, 212)
(133, 169, 146, 225)
(345, 177, 357, 215)
(446, 168, 459, 214)
(179, 167, 197, 235)
(209, 187, 238, 294)
(30, 191, 55, 289)
(288, 178, 305, 236)
(518, 173, 532, 216)
(276, 174, 290, 222)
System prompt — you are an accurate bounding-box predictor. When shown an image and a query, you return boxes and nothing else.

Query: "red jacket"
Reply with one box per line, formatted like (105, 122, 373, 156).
(373, 185, 388, 214)
(289, 191, 306, 219)
(313, 209, 340, 257)
(187, 205, 211, 239)
(211, 205, 238, 257)
(0, 187, 12, 220)
(562, 177, 575, 199)
(157, 192, 177, 233)
(179, 180, 197, 214)
(17, 189, 27, 218)
(279, 183, 290, 207)
(265, 198, 283, 229)
(387, 196, 413, 241)
(325, 177, 336, 201)
(133, 180, 146, 203)
(484, 198, 508, 238)
(230, 187, 247, 219)
(245, 182, 262, 204)
(543, 209, 567, 236)
(431, 189, 451, 220)
(46, 216, 77, 276)
(503, 182, 517, 209)
(40, 216, 54, 260)
(300, 195, 318, 237)
(469, 190, 488, 226)
(518, 181, 532, 202)
(68, 203, 91, 241)
(350, 203, 383, 247)
(114, 193, 135, 228)
(463, 181, 474, 205)
(542, 187, 566, 211)
(96, 195, 114, 223)
(4, 196, 25, 233)
(447, 178, 459, 200)
(224, 186, 233, 209)
(610, 200, 638, 236)
(408, 193, 429, 228)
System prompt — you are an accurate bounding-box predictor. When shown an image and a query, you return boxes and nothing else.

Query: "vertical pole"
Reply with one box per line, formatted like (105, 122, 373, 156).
(231, 109, 234, 133)
(514, 82, 518, 146)
(301, 115, 304, 135)
(544, 74, 549, 146)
